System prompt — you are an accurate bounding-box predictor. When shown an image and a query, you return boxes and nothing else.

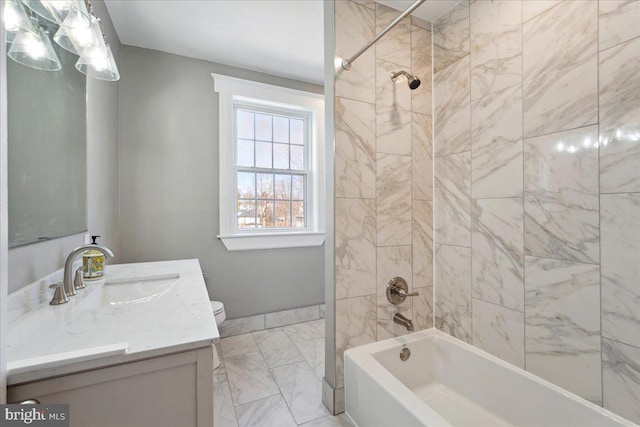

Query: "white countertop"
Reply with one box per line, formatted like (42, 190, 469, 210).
(6, 259, 219, 385)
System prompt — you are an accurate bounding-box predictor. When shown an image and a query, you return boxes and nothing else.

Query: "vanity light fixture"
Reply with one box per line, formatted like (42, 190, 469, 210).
(8, 18, 61, 71)
(4, 0, 32, 44)
(4, 0, 120, 81)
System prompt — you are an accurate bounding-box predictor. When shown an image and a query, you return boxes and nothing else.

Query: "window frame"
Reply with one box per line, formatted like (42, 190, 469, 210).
(212, 74, 325, 251)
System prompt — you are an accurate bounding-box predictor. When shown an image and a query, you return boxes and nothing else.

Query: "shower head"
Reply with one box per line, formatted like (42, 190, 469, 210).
(390, 71, 421, 90)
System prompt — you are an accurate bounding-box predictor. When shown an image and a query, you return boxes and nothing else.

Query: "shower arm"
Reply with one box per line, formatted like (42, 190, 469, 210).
(341, 0, 426, 71)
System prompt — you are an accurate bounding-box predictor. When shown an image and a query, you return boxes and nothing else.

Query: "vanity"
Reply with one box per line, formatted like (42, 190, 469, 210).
(5, 259, 218, 427)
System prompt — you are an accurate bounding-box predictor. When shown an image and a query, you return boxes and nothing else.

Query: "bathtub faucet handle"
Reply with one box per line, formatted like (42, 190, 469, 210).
(386, 277, 418, 305)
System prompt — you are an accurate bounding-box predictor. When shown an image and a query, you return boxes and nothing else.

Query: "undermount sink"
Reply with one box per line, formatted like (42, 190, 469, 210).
(103, 273, 180, 305)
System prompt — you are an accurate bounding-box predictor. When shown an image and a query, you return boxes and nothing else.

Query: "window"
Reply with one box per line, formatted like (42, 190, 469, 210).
(212, 74, 325, 251)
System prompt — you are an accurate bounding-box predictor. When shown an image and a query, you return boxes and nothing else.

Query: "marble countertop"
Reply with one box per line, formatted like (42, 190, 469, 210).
(6, 259, 218, 385)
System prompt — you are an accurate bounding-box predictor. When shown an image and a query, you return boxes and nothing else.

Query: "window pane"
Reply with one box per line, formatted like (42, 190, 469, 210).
(274, 174, 292, 200)
(256, 173, 274, 199)
(273, 116, 289, 143)
(237, 172, 255, 199)
(290, 119, 304, 145)
(292, 175, 305, 200)
(237, 110, 254, 140)
(237, 139, 254, 167)
(257, 200, 274, 228)
(290, 145, 304, 170)
(275, 201, 291, 227)
(292, 201, 305, 227)
(273, 143, 289, 170)
(255, 113, 272, 141)
(255, 142, 272, 168)
(237, 200, 256, 228)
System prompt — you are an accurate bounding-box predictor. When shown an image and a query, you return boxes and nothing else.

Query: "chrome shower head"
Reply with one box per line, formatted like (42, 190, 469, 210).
(390, 71, 421, 90)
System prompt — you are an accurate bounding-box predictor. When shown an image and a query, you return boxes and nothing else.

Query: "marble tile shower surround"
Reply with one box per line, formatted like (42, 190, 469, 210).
(332, 0, 433, 395)
(433, 0, 640, 423)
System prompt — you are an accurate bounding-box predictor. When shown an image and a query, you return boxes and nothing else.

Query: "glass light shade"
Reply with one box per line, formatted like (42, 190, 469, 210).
(76, 43, 119, 81)
(4, 0, 31, 32)
(53, 14, 101, 56)
(8, 27, 61, 71)
(20, 0, 64, 24)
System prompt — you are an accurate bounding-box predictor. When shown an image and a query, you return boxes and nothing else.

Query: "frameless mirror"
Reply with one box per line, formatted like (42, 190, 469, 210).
(7, 19, 87, 247)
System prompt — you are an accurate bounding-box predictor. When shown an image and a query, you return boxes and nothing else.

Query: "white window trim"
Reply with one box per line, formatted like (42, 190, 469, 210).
(212, 73, 325, 251)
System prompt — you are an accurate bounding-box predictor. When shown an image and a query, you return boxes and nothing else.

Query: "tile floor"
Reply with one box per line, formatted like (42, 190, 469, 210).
(214, 318, 353, 427)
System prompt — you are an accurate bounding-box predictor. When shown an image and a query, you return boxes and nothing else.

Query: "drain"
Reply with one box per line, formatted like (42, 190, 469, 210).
(400, 347, 410, 361)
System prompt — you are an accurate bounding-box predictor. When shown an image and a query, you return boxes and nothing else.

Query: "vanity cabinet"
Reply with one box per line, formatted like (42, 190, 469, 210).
(8, 346, 213, 427)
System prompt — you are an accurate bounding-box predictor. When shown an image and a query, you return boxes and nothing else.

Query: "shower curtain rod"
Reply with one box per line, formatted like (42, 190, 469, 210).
(341, 0, 427, 70)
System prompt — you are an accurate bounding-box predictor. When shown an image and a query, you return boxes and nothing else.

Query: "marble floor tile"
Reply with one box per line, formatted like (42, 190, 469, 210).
(335, 0, 376, 104)
(472, 198, 524, 312)
(213, 362, 227, 384)
(472, 298, 524, 368)
(219, 315, 265, 338)
(283, 319, 325, 343)
(335, 198, 376, 299)
(435, 244, 472, 343)
(525, 256, 602, 404)
(411, 26, 433, 116)
(470, 0, 521, 101)
(225, 351, 280, 406)
(434, 152, 471, 247)
(377, 154, 412, 246)
(265, 306, 319, 329)
(335, 97, 376, 199)
(522, 0, 562, 23)
(524, 125, 599, 264)
(413, 286, 434, 330)
(335, 296, 376, 387)
(471, 84, 523, 199)
(599, 36, 640, 194)
(214, 380, 239, 427)
(434, 55, 471, 157)
(375, 3, 411, 67)
(413, 200, 433, 289)
(602, 338, 640, 425)
(299, 414, 354, 427)
(253, 328, 305, 368)
(601, 193, 640, 349)
(412, 113, 433, 202)
(294, 337, 325, 378)
(271, 361, 330, 424)
(220, 333, 259, 359)
(599, 0, 640, 52)
(235, 394, 297, 427)
(433, 0, 470, 73)
(523, 0, 597, 138)
(376, 245, 412, 298)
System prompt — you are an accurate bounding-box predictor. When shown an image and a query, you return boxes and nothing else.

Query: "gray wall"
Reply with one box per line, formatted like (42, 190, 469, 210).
(8, 0, 121, 292)
(118, 46, 325, 319)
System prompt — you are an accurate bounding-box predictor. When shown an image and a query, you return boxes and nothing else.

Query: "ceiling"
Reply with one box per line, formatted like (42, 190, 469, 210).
(105, 1, 459, 85)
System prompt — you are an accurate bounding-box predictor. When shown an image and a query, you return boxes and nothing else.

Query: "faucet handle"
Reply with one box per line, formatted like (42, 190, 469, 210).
(49, 283, 69, 305)
(386, 277, 419, 305)
(74, 267, 86, 290)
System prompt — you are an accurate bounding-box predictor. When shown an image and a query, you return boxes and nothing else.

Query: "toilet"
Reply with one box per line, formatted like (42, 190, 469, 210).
(211, 301, 226, 369)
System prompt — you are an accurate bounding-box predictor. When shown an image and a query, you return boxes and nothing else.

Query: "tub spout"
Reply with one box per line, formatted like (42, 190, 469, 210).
(393, 313, 414, 331)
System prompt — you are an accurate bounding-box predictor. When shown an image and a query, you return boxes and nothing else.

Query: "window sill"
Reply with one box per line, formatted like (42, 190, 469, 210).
(218, 232, 325, 251)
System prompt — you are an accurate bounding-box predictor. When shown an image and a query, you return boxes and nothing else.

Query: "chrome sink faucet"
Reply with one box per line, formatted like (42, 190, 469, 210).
(62, 244, 114, 297)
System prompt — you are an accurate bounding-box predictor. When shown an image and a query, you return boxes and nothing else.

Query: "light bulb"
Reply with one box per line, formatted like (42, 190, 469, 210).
(23, 31, 46, 59)
(4, 2, 21, 31)
(91, 54, 109, 71)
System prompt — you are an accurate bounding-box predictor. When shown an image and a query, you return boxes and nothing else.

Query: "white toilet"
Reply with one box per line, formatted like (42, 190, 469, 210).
(211, 301, 226, 369)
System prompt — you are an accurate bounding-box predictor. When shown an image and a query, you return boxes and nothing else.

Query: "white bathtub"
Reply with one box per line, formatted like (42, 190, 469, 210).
(344, 329, 636, 427)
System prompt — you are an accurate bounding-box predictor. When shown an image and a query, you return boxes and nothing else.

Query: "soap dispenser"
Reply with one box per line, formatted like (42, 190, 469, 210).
(83, 235, 106, 280)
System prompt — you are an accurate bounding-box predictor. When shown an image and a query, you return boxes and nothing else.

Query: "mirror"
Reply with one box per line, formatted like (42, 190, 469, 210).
(7, 19, 87, 247)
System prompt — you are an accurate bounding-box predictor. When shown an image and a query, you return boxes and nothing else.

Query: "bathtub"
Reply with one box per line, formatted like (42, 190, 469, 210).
(344, 329, 635, 427)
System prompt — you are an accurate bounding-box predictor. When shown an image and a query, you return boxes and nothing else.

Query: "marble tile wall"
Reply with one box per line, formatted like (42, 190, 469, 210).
(332, 0, 433, 396)
(433, 0, 640, 423)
